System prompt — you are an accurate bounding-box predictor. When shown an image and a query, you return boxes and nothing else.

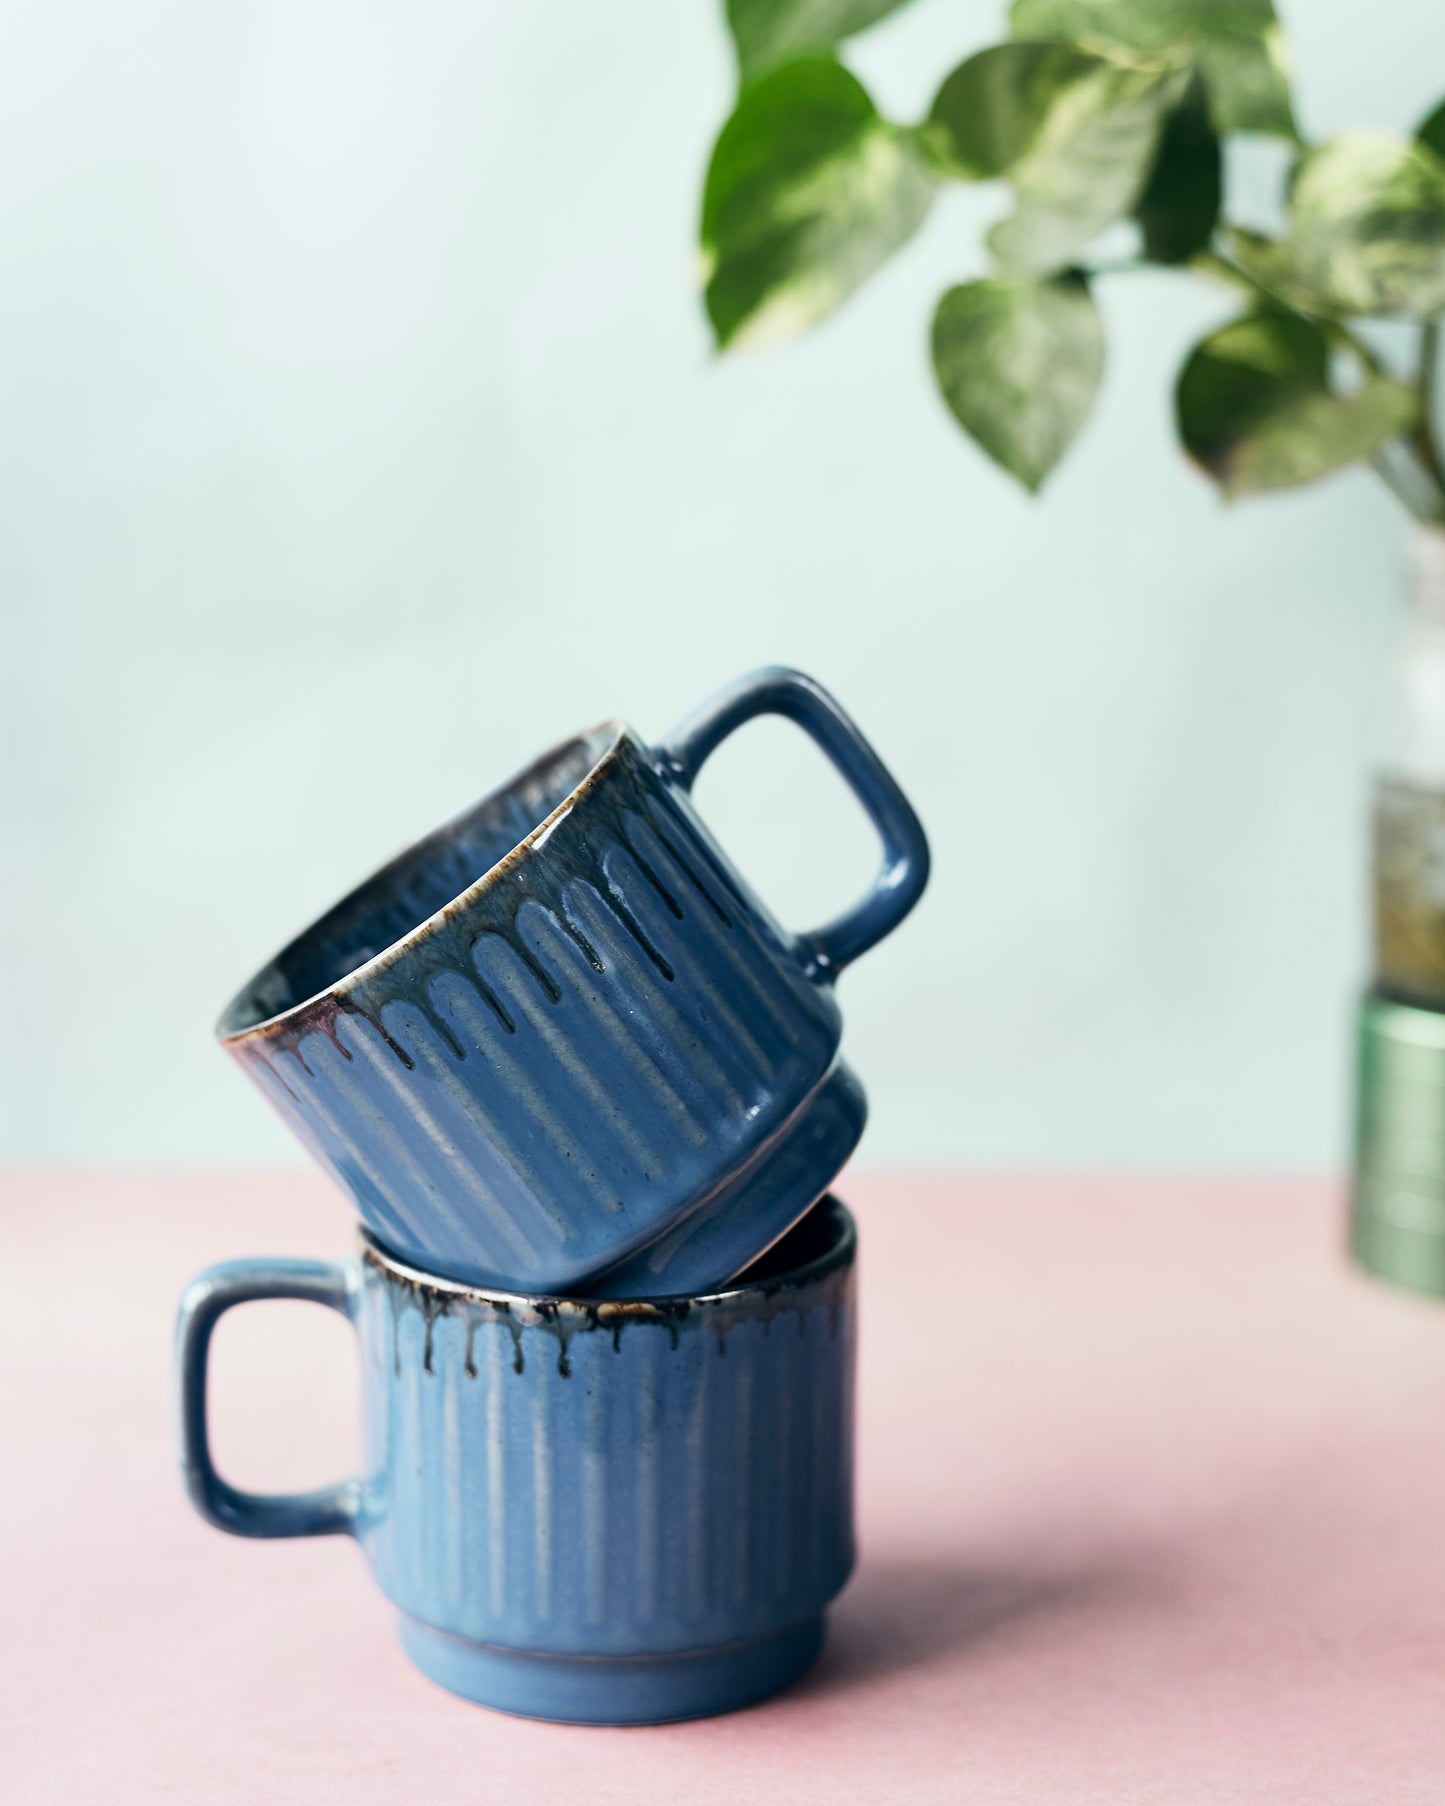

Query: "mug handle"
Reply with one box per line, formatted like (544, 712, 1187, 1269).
(175, 1257, 362, 1539)
(656, 667, 931, 980)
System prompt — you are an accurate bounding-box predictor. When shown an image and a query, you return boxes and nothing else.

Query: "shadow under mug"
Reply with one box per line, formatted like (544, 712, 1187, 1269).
(217, 667, 927, 1296)
(175, 1198, 857, 1725)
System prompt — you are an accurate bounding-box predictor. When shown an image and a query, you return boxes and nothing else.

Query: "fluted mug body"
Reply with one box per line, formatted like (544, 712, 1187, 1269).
(217, 670, 926, 1296)
(175, 1199, 858, 1725)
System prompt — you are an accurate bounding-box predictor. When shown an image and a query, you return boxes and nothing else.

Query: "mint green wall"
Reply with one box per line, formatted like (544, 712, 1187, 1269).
(2, 1, 1438, 1169)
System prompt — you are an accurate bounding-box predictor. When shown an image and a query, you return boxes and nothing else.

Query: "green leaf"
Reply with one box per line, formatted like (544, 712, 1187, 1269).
(1417, 97, 1445, 166)
(983, 52, 1190, 272)
(726, 0, 915, 81)
(931, 273, 1104, 491)
(1226, 134, 1445, 318)
(1220, 226, 1310, 307)
(928, 42, 1117, 179)
(1134, 72, 1221, 263)
(1009, 0, 1296, 137)
(1175, 310, 1416, 494)
(700, 57, 935, 350)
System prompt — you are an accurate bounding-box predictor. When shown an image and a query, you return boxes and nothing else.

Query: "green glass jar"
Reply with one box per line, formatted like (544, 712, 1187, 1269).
(1354, 528, 1445, 1297)
(1373, 529, 1445, 1005)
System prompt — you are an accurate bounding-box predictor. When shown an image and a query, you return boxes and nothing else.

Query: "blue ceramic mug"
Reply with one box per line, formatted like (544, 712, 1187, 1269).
(175, 1197, 857, 1724)
(217, 668, 926, 1295)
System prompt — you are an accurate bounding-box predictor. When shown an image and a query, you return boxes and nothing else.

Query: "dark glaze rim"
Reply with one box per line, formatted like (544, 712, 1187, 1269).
(216, 718, 629, 1045)
(358, 1197, 856, 1320)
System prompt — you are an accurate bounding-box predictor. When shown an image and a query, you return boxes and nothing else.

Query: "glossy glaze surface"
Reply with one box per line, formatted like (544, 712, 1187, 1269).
(175, 1198, 858, 1724)
(217, 669, 928, 1294)
(585, 1055, 865, 1298)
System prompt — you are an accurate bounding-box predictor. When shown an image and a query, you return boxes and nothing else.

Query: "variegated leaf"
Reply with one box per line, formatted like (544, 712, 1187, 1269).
(932, 273, 1104, 490)
(701, 58, 935, 350)
(1176, 309, 1416, 493)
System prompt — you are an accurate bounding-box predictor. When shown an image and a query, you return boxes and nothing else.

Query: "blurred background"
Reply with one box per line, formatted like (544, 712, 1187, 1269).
(3, 0, 1438, 1173)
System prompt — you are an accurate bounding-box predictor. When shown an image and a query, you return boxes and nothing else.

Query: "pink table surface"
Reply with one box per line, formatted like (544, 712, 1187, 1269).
(6, 1170, 1445, 1804)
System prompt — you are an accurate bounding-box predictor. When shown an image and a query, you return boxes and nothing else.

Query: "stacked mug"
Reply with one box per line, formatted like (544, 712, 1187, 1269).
(175, 667, 929, 1724)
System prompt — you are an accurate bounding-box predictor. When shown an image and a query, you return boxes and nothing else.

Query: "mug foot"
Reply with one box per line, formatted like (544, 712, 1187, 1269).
(581, 1059, 866, 1299)
(396, 1612, 827, 1725)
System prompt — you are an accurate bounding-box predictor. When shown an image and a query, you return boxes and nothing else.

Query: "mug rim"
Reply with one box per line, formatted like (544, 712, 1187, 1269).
(216, 717, 631, 1045)
(357, 1196, 856, 1316)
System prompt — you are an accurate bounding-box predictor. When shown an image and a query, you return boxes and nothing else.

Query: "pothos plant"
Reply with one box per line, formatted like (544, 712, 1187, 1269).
(699, 0, 1445, 522)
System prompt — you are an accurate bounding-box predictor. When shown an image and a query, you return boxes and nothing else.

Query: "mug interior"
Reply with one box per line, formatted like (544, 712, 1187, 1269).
(218, 722, 620, 1039)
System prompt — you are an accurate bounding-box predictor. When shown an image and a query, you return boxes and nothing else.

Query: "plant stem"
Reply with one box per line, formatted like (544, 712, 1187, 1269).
(1193, 246, 1389, 375)
(1367, 452, 1414, 517)
(1393, 320, 1445, 525)
(1371, 442, 1445, 524)
(1414, 320, 1445, 501)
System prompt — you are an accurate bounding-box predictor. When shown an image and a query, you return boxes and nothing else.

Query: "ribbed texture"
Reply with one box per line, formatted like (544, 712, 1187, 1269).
(236, 782, 845, 1292)
(354, 1242, 856, 1659)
